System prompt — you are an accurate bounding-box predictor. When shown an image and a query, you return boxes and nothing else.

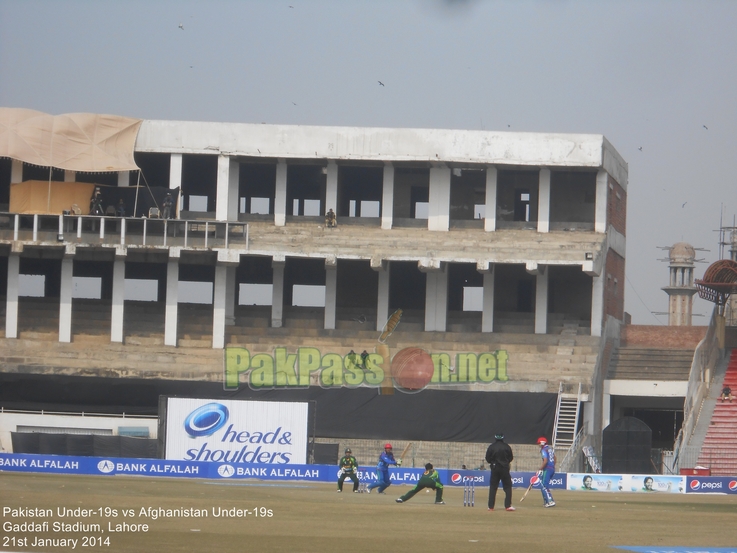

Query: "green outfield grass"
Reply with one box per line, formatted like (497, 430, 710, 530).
(1, 472, 735, 553)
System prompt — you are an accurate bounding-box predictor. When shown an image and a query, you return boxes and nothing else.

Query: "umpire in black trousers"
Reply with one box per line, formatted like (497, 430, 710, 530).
(485, 432, 515, 511)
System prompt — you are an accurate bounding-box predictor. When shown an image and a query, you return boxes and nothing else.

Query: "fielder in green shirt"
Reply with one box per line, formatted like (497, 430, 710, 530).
(395, 463, 444, 504)
(337, 448, 360, 492)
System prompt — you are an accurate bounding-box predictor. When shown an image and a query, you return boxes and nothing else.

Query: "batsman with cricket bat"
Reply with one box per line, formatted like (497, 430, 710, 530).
(366, 443, 400, 494)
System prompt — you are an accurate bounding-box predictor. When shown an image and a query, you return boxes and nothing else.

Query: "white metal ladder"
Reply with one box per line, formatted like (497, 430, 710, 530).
(553, 382, 581, 455)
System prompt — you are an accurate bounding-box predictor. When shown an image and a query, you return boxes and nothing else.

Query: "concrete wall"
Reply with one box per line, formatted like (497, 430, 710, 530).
(607, 175, 627, 236)
(604, 250, 626, 322)
(137, 121, 613, 169)
(0, 412, 158, 453)
(621, 325, 708, 349)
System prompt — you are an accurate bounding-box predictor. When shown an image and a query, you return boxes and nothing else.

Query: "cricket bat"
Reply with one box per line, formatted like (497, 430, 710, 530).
(519, 478, 535, 503)
(398, 442, 413, 464)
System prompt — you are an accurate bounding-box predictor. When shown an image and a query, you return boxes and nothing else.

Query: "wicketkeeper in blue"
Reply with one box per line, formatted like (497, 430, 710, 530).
(367, 443, 400, 493)
(537, 436, 556, 507)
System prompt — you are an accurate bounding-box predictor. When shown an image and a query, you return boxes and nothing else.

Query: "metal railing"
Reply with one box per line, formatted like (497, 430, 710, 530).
(558, 426, 586, 473)
(0, 213, 249, 250)
(668, 307, 720, 473)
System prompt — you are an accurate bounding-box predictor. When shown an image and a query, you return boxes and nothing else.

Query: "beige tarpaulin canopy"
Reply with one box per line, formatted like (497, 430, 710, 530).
(0, 108, 141, 173)
(9, 180, 97, 215)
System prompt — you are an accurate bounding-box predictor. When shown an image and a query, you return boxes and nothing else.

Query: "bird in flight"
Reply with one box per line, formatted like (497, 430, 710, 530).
(682, 202, 688, 208)
(703, 125, 708, 130)
(178, 23, 184, 30)
(378, 81, 385, 86)
(292, 102, 297, 106)
(638, 146, 643, 151)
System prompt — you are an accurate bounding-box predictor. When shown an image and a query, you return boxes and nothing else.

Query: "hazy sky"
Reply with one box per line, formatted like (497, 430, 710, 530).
(1, 0, 735, 325)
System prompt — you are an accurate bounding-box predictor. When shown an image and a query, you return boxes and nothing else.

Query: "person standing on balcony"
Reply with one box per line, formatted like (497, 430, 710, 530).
(162, 193, 174, 219)
(89, 187, 104, 215)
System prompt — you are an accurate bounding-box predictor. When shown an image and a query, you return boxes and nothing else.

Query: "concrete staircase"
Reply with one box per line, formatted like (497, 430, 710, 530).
(606, 347, 694, 380)
(697, 349, 737, 476)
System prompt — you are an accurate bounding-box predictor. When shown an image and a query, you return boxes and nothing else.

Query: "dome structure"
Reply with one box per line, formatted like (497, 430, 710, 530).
(669, 242, 696, 264)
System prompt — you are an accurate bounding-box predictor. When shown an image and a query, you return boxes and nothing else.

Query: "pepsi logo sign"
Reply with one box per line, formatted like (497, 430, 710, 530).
(689, 480, 701, 491)
(451, 473, 462, 484)
(729, 481, 737, 492)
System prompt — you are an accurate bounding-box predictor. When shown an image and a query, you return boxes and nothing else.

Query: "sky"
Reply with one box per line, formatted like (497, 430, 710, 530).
(1, 0, 735, 325)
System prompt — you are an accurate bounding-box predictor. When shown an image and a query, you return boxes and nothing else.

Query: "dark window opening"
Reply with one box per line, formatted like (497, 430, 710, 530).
(550, 171, 596, 229)
(23, 163, 64, 182)
(393, 167, 430, 225)
(181, 154, 217, 213)
(449, 168, 486, 224)
(287, 165, 326, 217)
(239, 163, 276, 216)
(497, 170, 539, 228)
(337, 165, 382, 219)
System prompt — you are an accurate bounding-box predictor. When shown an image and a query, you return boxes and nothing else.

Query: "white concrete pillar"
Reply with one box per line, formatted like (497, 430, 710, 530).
(59, 256, 74, 343)
(594, 169, 608, 234)
(325, 161, 338, 214)
(376, 264, 390, 332)
(534, 266, 548, 335)
(111, 257, 125, 343)
(228, 159, 239, 222)
(170, 153, 183, 219)
(537, 168, 551, 233)
(484, 166, 497, 232)
(324, 262, 337, 330)
(216, 155, 234, 221)
(482, 266, 495, 333)
(213, 264, 227, 349)
(583, 401, 594, 436)
(274, 160, 288, 227)
(11, 160, 23, 183)
(602, 392, 611, 430)
(381, 163, 395, 230)
(271, 259, 285, 328)
(118, 171, 130, 187)
(591, 273, 604, 337)
(424, 266, 448, 332)
(428, 166, 451, 231)
(5, 254, 20, 338)
(225, 266, 236, 326)
(165, 260, 179, 347)
(64, 171, 75, 182)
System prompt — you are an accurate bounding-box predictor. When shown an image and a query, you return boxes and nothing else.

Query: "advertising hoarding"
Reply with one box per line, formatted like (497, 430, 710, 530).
(164, 398, 309, 465)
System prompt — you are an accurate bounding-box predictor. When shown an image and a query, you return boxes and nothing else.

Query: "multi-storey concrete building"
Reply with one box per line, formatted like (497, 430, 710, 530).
(0, 110, 630, 464)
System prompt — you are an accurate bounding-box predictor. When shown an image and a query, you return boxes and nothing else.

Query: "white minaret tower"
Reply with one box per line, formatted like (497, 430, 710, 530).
(728, 230, 737, 326)
(661, 242, 698, 326)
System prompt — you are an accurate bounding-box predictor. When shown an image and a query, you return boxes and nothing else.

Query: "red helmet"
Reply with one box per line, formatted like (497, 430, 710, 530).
(537, 437, 548, 445)
(384, 443, 393, 449)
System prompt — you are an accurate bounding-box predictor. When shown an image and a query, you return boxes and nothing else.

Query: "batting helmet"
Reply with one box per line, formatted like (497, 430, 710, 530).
(384, 443, 393, 449)
(345, 448, 352, 454)
(537, 437, 548, 445)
